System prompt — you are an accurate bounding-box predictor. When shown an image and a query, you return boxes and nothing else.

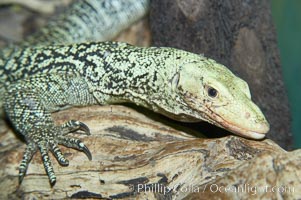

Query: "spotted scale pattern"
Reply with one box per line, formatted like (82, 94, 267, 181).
(0, 0, 150, 186)
(0, 39, 206, 185)
(23, 0, 149, 46)
(0, 0, 270, 187)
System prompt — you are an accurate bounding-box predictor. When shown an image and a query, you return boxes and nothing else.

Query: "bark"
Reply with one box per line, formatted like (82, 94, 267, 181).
(1, 106, 300, 199)
(149, 0, 292, 150)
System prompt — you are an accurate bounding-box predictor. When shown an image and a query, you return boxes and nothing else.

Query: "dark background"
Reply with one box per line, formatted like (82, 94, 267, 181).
(271, 0, 301, 148)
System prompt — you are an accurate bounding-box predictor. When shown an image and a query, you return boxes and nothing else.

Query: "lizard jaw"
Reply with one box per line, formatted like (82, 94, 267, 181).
(204, 107, 269, 139)
(215, 117, 268, 139)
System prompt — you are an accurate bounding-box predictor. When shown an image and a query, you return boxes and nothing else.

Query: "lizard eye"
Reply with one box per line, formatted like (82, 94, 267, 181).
(207, 86, 218, 98)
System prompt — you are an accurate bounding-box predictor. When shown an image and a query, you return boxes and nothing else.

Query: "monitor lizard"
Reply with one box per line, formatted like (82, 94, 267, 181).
(0, 0, 269, 186)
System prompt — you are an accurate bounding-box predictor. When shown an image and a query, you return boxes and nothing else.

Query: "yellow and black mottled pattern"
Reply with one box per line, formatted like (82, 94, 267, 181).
(23, 0, 149, 45)
(0, 38, 206, 185)
(0, 0, 151, 186)
(0, 0, 270, 187)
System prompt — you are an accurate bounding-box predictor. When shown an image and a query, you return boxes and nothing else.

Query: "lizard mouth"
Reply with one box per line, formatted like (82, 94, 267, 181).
(203, 106, 268, 139)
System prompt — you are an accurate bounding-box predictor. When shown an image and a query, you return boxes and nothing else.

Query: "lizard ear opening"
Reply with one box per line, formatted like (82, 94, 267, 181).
(170, 72, 180, 91)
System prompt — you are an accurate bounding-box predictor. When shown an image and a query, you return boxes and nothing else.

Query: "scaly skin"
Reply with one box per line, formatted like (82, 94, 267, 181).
(0, 0, 269, 186)
(23, 0, 149, 46)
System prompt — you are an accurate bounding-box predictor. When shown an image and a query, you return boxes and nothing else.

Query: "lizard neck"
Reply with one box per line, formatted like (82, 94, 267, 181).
(83, 42, 187, 117)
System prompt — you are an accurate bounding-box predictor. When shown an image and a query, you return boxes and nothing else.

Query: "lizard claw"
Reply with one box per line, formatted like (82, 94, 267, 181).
(61, 120, 91, 135)
(81, 143, 92, 161)
(58, 136, 92, 160)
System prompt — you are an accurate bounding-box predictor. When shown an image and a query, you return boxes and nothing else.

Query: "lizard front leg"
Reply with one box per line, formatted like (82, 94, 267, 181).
(4, 73, 96, 185)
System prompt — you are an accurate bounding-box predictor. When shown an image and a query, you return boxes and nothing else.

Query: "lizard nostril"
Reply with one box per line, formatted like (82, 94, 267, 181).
(245, 112, 250, 119)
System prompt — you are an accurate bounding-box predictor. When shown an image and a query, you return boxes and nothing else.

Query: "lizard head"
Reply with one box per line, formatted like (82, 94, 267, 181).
(168, 54, 270, 139)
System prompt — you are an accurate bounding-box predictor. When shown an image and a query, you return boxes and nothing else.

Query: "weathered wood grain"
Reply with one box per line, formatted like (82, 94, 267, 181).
(1, 105, 299, 199)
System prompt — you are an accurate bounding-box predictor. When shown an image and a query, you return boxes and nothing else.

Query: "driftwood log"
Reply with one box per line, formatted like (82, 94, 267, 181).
(0, 0, 300, 199)
(1, 106, 300, 199)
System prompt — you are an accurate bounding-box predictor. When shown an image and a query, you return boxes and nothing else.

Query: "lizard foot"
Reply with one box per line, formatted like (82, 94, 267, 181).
(18, 125, 92, 186)
(5, 74, 95, 186)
